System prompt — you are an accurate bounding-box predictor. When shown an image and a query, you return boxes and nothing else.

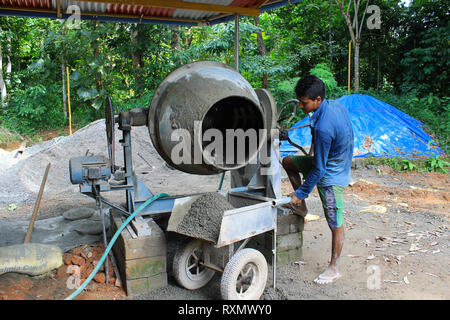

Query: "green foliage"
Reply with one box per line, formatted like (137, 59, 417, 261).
(401, 26, 449, 96)
(401, 159, 418, 172)
(426, 157, 450, 173)
(270, 77, 299, 107)
(362, 156, 450, 173)
(309, 63, 346, 99)
(4, 83, 65, 134)
(0, 0, 447, 152)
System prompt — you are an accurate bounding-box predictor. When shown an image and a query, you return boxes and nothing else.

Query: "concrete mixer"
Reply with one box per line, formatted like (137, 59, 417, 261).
(68, 61, 296, 300)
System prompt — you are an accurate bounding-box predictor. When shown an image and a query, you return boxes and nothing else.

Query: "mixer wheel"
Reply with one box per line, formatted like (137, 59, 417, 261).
(173, 239, 217, 290)
(220, 248, 268, 300)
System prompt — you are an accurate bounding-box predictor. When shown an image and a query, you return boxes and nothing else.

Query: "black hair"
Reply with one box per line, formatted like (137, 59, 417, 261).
(294, 75, 325, 100)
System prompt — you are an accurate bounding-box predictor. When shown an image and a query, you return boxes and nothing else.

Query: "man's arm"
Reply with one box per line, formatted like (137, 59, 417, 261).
(294, 129, 332, 199)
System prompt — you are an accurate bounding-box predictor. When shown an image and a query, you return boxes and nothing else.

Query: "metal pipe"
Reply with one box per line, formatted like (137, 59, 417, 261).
(271, 197, 292, 207)
(98, 194, 109, 284)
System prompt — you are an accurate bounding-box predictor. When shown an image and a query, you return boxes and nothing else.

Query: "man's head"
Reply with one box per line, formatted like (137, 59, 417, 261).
(295, 75, 325, 114)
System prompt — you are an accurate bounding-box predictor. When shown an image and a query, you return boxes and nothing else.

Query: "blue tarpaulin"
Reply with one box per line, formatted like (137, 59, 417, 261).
(279, 94, 445, 158)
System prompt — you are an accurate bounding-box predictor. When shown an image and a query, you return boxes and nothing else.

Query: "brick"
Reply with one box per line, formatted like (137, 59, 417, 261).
(126, 273, 168, 296)
(71, 255, 86, 266)
(63, 253, 73, 265)
(93, 272, 106, 284)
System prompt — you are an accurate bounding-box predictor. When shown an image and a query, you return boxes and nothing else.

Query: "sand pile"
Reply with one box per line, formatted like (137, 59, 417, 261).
(177, 192, 235, 243)
(0, 120, 230, 206)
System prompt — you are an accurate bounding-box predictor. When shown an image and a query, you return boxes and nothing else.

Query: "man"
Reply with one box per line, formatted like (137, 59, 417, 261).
(281, 75, 354, 284)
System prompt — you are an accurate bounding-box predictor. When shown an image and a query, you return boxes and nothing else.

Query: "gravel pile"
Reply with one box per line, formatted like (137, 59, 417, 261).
(0, 120, 230, 206)
(176, 192, 235, 243)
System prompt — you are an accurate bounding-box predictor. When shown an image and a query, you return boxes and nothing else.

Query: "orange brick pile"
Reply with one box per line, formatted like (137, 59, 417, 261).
(61, 244, 117, 285)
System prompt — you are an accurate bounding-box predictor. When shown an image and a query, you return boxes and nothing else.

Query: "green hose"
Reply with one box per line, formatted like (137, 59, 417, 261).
(65, 193, 169, 300)
(218, 171, 225, 191)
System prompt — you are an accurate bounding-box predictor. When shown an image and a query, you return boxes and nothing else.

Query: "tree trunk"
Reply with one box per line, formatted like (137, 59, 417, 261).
(61, 59, 67, 118)
(6, 35, 11, 85)
(130, 24, 144, 94)
(0, 41, 7, 108)
(254, 16, 268, 89)
(171, 26, 181, 50)
(61, 25, 68, 118)
(336, 0, 360, 91)
(354, 40, 360, 91)
(93, 21, 103, 92)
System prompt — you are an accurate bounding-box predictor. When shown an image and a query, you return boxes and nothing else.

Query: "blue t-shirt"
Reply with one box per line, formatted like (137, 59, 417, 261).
(295, 99, 354, 199)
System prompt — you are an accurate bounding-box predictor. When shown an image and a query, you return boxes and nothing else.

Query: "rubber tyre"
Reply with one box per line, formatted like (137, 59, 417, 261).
(173, 239, 217, 290)
(220, 248, 268, 300)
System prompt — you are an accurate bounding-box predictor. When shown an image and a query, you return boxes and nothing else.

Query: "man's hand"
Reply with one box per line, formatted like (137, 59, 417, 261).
(289, 192, 304, 205)
(279, 128, 289, 141)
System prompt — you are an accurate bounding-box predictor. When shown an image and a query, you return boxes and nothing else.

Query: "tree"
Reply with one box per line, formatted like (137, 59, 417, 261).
(254, 16, 268, 89)
(334, 0, 371, 91)
(0, 38, 6, 107)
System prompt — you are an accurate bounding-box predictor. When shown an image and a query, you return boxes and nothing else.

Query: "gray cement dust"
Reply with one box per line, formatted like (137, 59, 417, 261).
(176, 193, 234, 243)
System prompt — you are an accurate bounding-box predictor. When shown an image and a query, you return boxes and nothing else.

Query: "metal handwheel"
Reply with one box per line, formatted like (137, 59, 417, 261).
(173, 239, 217, 290)
(220, 248, 268, 300)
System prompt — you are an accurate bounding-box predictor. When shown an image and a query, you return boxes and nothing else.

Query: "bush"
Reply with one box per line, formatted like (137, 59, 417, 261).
(309, 63, 346, 99)
(361, 156, 450, 173)
(2, 84, 65, 135)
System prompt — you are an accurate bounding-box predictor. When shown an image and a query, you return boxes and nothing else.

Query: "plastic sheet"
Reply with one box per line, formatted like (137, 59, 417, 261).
(280, 94, 445, 158)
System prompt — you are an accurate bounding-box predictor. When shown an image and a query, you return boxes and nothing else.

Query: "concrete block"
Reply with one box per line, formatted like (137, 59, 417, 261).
(266, 232, 302, 252)
(115, 253, 166, 280)
(126, 273, 168, 296)
(277, 212, 304, 235)
(110, 211, 166, 260)
(108, 211, 168, 296)
(276, 250, 289, 266)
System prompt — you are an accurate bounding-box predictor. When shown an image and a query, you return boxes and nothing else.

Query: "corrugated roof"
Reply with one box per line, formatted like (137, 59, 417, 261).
(0, 0, 302, 25)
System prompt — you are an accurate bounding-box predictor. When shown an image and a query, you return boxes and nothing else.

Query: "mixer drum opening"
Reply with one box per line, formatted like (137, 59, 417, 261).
(201, 96, 265, 170)
(148, 61, 267, 175)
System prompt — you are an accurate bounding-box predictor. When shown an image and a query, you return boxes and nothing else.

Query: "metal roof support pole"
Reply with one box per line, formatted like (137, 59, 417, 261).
(234, 14, 239, 71)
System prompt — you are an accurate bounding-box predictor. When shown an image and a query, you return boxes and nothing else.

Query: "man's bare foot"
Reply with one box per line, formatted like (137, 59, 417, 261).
(313, 266, 341, 284)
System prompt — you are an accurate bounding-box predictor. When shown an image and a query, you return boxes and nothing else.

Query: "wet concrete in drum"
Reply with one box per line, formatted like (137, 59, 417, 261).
(176, 193, 235, 243)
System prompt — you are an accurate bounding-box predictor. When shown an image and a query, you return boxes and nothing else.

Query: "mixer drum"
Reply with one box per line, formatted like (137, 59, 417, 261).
(148, 61, 267, 175)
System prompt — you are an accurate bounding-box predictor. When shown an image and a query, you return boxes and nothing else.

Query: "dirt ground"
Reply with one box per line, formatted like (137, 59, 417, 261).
(0, 165, 448, 300)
